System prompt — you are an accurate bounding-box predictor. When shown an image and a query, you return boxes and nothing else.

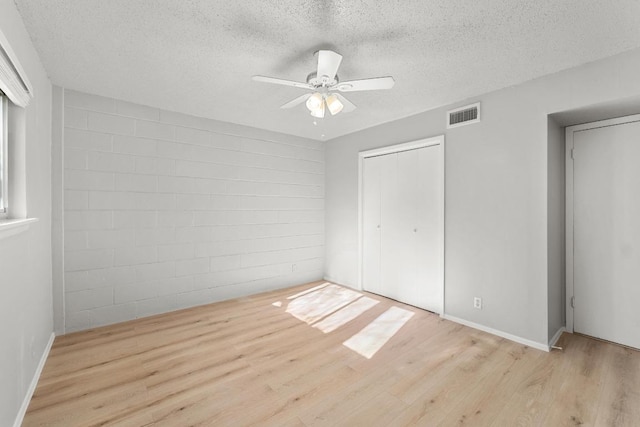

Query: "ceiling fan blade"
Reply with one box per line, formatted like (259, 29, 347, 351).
(335, 93, 356, 113)
(280, 93, 312, 109)
(316, 50, 343, 81)
(252, 75, 312, 90)
(334, 76, 395, 92)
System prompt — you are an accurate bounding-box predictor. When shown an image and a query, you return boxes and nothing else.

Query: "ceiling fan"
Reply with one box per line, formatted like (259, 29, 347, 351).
(252, 50, 395, 118)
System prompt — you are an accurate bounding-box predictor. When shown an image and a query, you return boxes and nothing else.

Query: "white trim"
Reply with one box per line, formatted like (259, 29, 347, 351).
(357, 135, 446, 315)
(0, 94, 7, 218)
(0, 27, 34, 107)
(0, 217, 37, 240)
(443, 314, 549, 352)
(565, 113, 640, 133)
(357, 157, 364, 291)
(565, 113, 640, 333)
(549, 327, 566, 348)
(13, 332, 55, 427)
(323, 276, 359, 292)
(565, 125, 574, 333)
(446, 102, 481, 129)
(359, 138, 442, 158)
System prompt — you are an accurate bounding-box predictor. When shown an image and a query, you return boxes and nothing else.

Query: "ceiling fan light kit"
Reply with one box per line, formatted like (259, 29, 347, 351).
(325, 94, 343, 115)
(305, 92, 343, 117)
(310, 99, 325, 118)
(306, 92, 324, 111)
(252, 49, 395, 118)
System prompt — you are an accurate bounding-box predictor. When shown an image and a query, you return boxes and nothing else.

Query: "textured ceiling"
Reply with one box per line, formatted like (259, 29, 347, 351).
(14, 0, 640, 141)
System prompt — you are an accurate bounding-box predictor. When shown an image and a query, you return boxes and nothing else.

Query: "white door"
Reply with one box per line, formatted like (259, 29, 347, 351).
(362, 143, 442, 313)
(573, 119, 640, 349)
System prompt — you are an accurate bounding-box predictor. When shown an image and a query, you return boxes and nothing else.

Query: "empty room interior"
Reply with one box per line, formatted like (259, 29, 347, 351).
(2, 0, 640, 426)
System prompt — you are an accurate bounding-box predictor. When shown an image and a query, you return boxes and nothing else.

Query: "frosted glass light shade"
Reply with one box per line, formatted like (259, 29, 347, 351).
(325, 94, 343, 115)
(310, 101, 325, 118)
(306, 92, 323, 111)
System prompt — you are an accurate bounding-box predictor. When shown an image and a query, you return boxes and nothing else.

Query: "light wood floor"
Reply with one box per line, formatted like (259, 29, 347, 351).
(24, 281, 640, 426)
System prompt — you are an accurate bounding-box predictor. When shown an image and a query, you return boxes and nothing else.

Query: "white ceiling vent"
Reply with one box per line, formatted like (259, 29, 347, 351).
(447, 102, 480, 129)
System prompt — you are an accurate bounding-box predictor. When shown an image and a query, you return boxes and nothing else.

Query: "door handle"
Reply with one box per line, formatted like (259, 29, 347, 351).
(414, 228, 418, 232)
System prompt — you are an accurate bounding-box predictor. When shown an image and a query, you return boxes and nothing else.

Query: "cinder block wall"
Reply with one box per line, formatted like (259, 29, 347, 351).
(60, 89, 324, 332)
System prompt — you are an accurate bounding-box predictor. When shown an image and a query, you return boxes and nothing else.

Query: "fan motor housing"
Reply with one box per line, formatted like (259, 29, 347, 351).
(307, 72, 338, 88)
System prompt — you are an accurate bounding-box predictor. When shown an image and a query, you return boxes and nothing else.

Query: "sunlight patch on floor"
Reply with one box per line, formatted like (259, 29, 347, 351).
(343, 306, 415, 359)
(275, 284, 415, 359)
(285, 284, 362, 324)
(313, 296, 379, 333)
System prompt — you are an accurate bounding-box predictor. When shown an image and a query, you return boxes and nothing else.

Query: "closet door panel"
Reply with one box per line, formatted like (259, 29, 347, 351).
(415, 145, 442, 312)
(362, 156, 383, 295)
(395, 149, 421, 306)
(380, 153, 401, 302)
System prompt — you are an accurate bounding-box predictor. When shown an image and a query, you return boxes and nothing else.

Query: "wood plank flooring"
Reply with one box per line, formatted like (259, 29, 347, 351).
(23, 281, 640, 426)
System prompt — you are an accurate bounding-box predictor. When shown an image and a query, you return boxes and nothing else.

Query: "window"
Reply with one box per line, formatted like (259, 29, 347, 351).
(0, 31, 37, 242)
(0, 92, 6, 219)
(0, 27, 33, 224)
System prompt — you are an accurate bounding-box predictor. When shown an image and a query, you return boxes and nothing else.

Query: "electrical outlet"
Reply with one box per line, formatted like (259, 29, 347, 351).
(473, 297, 482, 309)
(292, 264, 297, 272)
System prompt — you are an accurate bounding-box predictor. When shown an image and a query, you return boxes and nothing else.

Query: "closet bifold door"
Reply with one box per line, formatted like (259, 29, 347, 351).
(362, 144, 442, 313)
(362, 155, 384, 296)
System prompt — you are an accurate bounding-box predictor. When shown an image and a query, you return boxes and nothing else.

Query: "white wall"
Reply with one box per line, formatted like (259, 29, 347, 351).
(325, 47, 640, 347)
(53, 90, 324, 332)
(51, 86, 64, 334)
(0, 1, 52, 425)
(547, 117, 565, 343)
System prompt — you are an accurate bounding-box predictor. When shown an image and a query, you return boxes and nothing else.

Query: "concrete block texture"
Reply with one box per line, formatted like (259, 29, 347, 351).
(62, 90, 324, 331)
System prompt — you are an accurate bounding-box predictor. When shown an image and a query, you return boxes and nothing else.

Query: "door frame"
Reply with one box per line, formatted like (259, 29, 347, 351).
(357, 135, 445, 315)
(565, 113, 640, 333)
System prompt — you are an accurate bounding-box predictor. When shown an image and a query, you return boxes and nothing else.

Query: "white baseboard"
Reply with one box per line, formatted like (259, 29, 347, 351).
(549, 327, 566, 349)
(442, 314, 549, 352)
(322, 276, 359, 290)
(13, 332, 55, 427)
